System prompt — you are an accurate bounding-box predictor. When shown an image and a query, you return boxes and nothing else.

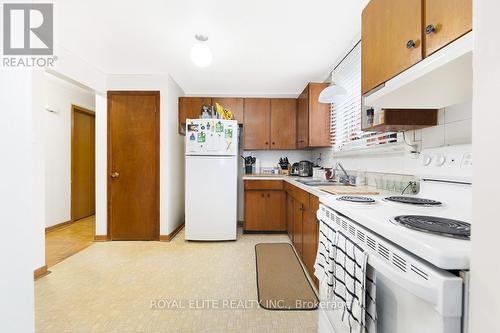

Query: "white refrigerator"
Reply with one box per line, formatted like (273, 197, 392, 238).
(185, 119, 238, 241)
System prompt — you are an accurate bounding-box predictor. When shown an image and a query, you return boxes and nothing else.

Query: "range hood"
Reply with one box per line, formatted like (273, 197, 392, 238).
(363, 32, 472, 109)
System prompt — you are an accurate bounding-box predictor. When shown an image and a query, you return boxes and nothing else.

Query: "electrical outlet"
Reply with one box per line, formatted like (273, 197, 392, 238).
(461, 152, 472, 169)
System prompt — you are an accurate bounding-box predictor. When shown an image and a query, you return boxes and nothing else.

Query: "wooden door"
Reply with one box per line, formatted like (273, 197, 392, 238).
(71, 106, 95, 221)
(243, 98, 271, 149)
(244, 191, 266, 231)
(362, 0, 422, 94)
(286, 194, 294, 241)
(297, 86, 309, 148)
(265, 191, 286, 231)
(108, 91, 159, 240)
(178, 97, 211, 132)
(270, 98, 297, 149)
(424, 0, 472, 57)
(302, 195, 319, 287)
(212, 97, 244, 124)
(308, 83, 331, 147)
(293, 200, 304, 257)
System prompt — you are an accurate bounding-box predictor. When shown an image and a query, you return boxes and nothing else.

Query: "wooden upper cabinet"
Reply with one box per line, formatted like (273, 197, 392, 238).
(179, 97, 211, 132)
(270, 98, 297, 149)
(297, 83, 331, 148)
(212, 97, 244, 124)
(243, 98, 271, 149)
(362, 0, 423, 94)
(297, 86, 309, 149)
(424, 0, 472, 57)
(308, 83, 331, 147)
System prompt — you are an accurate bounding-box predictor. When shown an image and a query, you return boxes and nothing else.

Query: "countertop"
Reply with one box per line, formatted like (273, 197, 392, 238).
(242, 174, 347, 198)
(243, 174, 470, 269)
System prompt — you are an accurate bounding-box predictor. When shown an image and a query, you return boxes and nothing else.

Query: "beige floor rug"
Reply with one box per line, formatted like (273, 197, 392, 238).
(255, 243, 318, 310)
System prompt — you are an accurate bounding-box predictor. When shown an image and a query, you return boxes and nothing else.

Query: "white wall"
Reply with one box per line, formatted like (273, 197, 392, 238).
(0, 70, 35, 332)
(95, 94, 108, 236)
(469, 1, 500, 331)
(164, 76, 186, 234)
(312, 102, 472, 176)
(100, 74, 186, 236)
(43, 73, 95, 227)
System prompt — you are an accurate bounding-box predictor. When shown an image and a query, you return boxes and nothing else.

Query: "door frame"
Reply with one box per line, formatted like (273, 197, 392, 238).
(106, 91, 160, 241)
(71, 104, 96, 222)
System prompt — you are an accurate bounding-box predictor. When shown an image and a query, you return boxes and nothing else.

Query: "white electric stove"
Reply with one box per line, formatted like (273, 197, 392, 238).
(317, 176, 472, 333)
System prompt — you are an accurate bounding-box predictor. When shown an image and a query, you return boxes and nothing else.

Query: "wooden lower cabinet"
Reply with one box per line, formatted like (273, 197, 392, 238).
(244, 182, 286, 232)
(292, 199, 304, 257)
(303, 195, 320, 287)
(286, 195, 294, 241)
(286, 184, 319, 287)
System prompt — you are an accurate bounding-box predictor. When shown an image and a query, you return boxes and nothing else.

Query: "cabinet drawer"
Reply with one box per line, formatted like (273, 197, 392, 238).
(244, 180, 283, 190)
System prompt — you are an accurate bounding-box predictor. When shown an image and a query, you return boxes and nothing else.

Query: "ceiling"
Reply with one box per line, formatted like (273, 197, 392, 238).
(55, 0, 368, 96)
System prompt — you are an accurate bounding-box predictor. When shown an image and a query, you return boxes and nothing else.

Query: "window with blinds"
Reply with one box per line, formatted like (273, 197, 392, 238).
(330, 42, 400, 152)
(330, 42, 362, 150)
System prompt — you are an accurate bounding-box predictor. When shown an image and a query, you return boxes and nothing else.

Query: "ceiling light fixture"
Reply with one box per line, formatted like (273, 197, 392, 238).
(318, 72, 347, 103)
(190, 34, 212, 67)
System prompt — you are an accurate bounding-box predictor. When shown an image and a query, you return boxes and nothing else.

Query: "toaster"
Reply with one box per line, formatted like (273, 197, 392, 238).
(298, 160, 313, 177)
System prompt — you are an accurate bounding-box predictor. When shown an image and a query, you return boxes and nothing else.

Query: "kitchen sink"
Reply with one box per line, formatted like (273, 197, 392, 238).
(294, 179, 352, 187)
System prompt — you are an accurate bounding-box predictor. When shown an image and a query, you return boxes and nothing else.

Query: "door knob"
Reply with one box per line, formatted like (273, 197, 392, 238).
(110, 172, 120, 178)
(425, 24, 436, 35)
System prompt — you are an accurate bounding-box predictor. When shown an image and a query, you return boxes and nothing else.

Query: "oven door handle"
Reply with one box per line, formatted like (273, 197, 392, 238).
(368, 252, 463, 317)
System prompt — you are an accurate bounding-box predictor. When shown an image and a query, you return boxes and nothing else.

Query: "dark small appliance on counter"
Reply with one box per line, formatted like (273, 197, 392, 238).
(291, 162, 300, 176)
(298, 160, 314, 177)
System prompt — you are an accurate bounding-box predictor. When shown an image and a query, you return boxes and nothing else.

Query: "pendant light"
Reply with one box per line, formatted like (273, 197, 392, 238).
(318, 72, 347, 103)
(190, 34, 212, 67)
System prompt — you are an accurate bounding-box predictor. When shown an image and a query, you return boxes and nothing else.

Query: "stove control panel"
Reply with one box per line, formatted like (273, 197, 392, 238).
(417, 145, 472, 178)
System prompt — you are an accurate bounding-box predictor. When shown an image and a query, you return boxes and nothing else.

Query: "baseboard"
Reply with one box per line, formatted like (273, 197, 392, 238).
(160, 223, 185, 242)
(45, 220, 72, 233)
(34, 265, 50, 280)
(94, 235, 108, 241)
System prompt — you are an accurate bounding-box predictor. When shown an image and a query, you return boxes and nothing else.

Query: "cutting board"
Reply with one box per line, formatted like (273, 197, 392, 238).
(319, 185, 379, 195)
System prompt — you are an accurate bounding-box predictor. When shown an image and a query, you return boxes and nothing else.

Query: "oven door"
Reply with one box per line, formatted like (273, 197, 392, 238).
(317, 208, 464, 333)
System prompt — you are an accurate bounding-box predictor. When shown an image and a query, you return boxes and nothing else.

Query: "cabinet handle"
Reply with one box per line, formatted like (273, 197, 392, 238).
(267, 193, 271, 198)
(425, 24, 436, 35)
(406, 40, 416, 49)
(265, 141, 269, 145)
(261, 193, 265, 198)
(272, 142, 275, 145)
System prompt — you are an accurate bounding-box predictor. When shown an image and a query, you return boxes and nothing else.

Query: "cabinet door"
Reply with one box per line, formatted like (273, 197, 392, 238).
(212, 97, 244, 124)
(308, 83, 331, 147)
(424, 0, 472, 57)
(244, 191, 266, 231)
(362, 0, 422, 94)
(297, 86, 309, 148)
(303, 195, 320, 287)
(293, 200, 304, 257)
(270, 99, 297, 149)
(179, 97, 212, 130)
(286, 194, 294, 241)
(243, 98, 271, 149)
(265, 191, 286, 231)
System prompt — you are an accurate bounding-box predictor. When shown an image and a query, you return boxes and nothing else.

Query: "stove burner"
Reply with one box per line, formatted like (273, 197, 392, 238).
(384, 196, 442, 206)
(391, 215, 470, 239)
(337, 196, 376, 204)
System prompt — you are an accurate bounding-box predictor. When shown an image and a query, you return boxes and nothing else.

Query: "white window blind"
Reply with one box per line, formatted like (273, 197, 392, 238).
(330, 42, 362, 150)
(330, 42, 400, 152)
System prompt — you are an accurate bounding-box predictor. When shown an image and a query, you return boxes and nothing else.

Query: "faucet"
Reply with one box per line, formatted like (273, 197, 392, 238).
(335, 162, 352, 185)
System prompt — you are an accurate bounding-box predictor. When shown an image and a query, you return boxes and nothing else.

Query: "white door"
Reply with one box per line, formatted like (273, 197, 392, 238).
(185, 155, 237, 240)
